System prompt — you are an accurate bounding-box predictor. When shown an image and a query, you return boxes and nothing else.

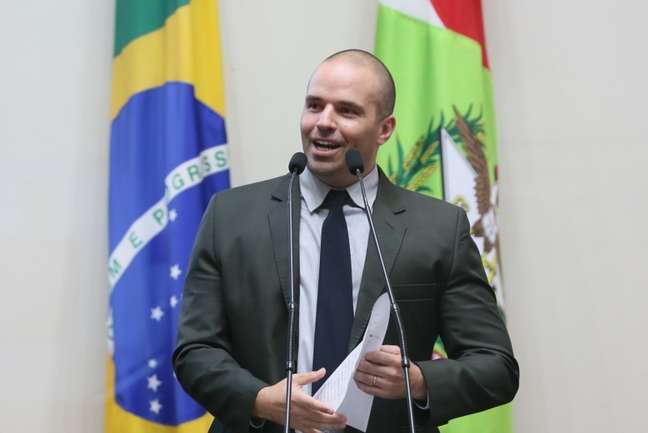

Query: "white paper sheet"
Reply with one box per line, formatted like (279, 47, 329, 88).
(313, 293, 391, 432)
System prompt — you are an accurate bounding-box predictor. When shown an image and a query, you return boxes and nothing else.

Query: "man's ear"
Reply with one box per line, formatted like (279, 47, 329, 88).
(377, 115, 396, 146)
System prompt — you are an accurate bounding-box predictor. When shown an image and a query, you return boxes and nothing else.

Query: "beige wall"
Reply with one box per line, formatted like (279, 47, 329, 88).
(0, 1, 114, 432)
(219, 1, 378, 185)
(484, 2, 648, 432)
(0, 1, 646, 432)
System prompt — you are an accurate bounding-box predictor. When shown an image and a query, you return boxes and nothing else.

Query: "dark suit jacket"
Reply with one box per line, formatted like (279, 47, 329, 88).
(173, 169, 519, 433)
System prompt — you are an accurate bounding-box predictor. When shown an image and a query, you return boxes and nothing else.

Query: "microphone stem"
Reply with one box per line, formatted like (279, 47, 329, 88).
(356, 172, 416, 433)
(284, 171, 298, 433)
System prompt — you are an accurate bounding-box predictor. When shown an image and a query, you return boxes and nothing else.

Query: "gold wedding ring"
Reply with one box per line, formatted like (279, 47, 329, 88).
(372, 375, 377, 387)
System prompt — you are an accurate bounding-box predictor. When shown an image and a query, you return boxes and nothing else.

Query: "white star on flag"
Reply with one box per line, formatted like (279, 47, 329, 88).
(148, 359, 158, 369)
(170, 295, 179, 308)
(147, 374, 162, 392)
(170, 264, 182, 280)
(150, 306, 164, 321)
(149, 399, 162, 414)
(169, 209, 178, 222)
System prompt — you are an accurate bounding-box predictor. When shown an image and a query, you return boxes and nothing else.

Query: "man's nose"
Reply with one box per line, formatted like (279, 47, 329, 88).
(316, 105, 335, 131)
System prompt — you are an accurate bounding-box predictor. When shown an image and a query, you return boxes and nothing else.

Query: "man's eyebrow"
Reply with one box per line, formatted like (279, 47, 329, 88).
(304, 96, 364, 113)
(337, 100, 364, 113)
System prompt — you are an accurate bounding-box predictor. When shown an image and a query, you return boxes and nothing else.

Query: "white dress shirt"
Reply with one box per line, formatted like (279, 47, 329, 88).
(297, 166, 379, 396)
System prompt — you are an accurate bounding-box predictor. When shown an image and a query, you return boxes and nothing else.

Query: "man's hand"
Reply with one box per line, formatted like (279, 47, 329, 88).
(354, 345, 427, 400)
(253, 368, 347, 433)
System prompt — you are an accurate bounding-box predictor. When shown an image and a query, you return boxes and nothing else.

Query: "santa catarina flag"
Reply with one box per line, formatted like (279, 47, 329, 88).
(107, 1, 229, 431)
(375, 1, 511, 432)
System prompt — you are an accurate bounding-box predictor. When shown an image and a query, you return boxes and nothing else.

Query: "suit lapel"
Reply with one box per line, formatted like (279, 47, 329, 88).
(349, 172, 407, 350)
(267, 174, 301, 309)
(268, 170, 406, 350)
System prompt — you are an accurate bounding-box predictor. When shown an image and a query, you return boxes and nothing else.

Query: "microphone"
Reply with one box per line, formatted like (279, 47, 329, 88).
(345, 148, 364, 176)
(289, 152, 307, 175)
(345, 149, 417, 433)
(284, 152, 306, 433)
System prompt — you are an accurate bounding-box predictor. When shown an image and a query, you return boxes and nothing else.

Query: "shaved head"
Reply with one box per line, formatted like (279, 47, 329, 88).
(317, 49, 396, 119)
(300, 49, 397, 187)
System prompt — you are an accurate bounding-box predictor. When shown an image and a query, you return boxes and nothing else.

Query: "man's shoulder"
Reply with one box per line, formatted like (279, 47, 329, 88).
(201, 175, 288, 232)
(384, 180, 462, 220)
(209, 174, 287, 206)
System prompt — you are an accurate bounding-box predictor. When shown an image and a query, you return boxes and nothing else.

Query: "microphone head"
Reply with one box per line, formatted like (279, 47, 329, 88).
(288, 152, 307, 174)
(345, 149, 364, 175)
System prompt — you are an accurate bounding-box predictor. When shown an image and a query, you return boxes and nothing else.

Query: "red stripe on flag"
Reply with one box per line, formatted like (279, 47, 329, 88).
(430, 0, 490, 68)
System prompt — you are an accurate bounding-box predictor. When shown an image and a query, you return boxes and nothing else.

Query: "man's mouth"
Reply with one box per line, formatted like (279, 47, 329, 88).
(313, 140, 342, 151)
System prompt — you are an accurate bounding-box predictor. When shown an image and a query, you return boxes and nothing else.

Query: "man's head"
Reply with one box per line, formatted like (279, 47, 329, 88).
(300, 49, 396, 188)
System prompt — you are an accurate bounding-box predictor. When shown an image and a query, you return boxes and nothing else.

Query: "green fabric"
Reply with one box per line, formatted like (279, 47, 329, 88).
(442, 404, 513, 433)
(375, 4, 497, 196)
(113, 0, 190, 57)
(375, 4, 513, 433)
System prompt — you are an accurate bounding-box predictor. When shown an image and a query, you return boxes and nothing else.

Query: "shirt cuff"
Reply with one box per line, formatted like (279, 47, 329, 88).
(249, 417, 266, 429)
(414, 393, 430, 410)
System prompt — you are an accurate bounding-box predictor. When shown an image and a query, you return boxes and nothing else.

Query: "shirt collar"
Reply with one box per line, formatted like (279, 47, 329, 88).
(300, 165, 379, 213)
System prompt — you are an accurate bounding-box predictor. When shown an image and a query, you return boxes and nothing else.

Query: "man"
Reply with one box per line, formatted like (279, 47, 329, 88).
(173, 50, 518, 433)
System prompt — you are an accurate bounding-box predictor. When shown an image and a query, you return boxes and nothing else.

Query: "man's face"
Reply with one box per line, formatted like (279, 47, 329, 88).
(300, 59, 395, 188)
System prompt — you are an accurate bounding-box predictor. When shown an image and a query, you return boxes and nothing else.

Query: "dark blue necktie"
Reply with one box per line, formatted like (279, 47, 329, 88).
(312, 189, 354, 394)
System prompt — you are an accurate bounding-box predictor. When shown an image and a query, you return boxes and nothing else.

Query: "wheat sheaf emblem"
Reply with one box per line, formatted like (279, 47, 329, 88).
(386, 105, 483, 194)
(386, 105, 500, 257)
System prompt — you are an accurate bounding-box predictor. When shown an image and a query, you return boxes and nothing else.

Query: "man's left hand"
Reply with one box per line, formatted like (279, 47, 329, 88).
(354, 345, 427, 400)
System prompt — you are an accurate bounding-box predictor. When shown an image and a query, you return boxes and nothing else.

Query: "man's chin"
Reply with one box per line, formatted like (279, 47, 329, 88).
(308, 164, 356, 188)
(308, 157, 339, 172)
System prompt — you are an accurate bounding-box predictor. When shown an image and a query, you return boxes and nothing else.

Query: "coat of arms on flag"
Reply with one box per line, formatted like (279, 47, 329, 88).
(376, 0, 513, 431)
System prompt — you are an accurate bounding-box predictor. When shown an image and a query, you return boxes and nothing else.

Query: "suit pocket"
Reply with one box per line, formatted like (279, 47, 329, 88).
(392, 282, 438, 301)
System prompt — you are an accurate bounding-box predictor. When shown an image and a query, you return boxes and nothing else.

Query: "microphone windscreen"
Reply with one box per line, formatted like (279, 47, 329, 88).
(288, 152, 307, 174)
(345, 149, 364, 175)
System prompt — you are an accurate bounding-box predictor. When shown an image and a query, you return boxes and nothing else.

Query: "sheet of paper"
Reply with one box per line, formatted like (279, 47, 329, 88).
(313, 293, 391, 432)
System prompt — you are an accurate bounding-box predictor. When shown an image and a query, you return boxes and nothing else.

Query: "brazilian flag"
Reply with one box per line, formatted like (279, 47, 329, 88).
(106, 1, 229, 432)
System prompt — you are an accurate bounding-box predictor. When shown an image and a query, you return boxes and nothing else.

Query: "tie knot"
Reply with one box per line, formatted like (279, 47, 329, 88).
(320, 189, 353, 211)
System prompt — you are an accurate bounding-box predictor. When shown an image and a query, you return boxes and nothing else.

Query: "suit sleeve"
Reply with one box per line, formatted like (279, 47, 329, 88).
(173, 196, 267, 433)
(417, 208, 519, 426)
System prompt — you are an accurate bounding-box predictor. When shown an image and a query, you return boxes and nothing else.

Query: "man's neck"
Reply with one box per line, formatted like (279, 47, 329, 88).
(310, 163, 376, 189)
